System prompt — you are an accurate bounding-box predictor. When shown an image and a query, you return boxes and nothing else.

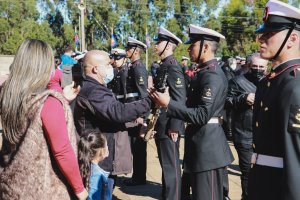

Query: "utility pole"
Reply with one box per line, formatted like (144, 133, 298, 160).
(75, 25, 77, 52)
(78, 0, 85, 51)
(146, 26, 148, 70)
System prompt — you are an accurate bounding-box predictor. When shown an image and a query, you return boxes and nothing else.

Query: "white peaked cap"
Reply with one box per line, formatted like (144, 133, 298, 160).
(189, 24, 225, 40)
(256, 0, 300, 33)
(111, 48, 126, 55)
(126, 37, 147, 49)
(266, 0, 300, 20)
(182, 56, 190, 61)
(155, 27, 182, 45)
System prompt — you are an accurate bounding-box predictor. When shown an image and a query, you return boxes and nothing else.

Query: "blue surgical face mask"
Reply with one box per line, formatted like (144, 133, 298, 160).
(103, 65, 114, 85)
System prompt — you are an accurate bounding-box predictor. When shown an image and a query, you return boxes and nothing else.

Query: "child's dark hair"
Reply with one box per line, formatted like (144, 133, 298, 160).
(54, 56, 61, 68)
(78, 131, 106, 189)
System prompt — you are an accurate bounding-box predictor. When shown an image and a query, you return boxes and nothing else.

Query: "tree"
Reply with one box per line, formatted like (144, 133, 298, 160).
(0, 0, 295, 59)
(220, 0, 259, 57)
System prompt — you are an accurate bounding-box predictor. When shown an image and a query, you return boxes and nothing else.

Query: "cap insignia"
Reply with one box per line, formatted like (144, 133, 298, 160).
(263, 7, 269, 22)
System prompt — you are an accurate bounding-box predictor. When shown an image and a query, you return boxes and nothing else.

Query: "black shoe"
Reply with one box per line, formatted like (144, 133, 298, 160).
(224, 196, 231, 200)
(123, 178, 146, 186)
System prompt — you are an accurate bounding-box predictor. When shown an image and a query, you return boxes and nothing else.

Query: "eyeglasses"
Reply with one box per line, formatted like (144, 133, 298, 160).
(109, 55, 126, 60)
(114, 55, 126, 60)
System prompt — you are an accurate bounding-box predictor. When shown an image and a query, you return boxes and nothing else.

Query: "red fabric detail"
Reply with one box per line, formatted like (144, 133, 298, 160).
(268, 64, 300, 79)
(172, 142, 179, 200)
(186, 70, 194, 78)
(47, 68, 63, 92)
(293, 67, 300, 78)
(41, 97, 84, 194)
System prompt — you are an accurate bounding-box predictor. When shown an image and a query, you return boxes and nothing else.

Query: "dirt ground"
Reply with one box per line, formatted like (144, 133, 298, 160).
(112, 139, 242, 200)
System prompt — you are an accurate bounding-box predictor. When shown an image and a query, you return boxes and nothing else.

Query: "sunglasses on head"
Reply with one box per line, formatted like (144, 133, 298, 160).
(110, 55, 125, 60)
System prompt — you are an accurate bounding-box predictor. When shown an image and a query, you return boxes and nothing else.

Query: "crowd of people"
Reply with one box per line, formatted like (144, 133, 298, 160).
(0, 0, 300, 200)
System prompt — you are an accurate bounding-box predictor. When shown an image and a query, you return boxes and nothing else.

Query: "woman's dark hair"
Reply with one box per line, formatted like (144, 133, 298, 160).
(78, 131, 106, 189)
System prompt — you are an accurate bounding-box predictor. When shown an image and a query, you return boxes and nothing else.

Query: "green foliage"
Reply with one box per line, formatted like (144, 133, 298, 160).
(0, 0, 296, 64)
(220, 0, 259, 57)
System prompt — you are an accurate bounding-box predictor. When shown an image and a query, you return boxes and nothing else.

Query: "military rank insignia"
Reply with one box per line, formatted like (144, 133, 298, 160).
(288, 105, 300, 133)
(175, 78, 183, 88)
(138, 76, 144, 85)
(202, 87, 212, 100)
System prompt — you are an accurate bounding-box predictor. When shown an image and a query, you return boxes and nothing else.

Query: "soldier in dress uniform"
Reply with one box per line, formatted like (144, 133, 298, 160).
(123, 37, 149, 186)
(108, 48, 128, 103)
(247, 1, 300, 200)
(153, 27, 186, 200)
(149, 24, 234, 200)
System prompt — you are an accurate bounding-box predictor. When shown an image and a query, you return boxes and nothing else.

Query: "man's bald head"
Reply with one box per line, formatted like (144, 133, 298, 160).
(83, 50, 110, 73)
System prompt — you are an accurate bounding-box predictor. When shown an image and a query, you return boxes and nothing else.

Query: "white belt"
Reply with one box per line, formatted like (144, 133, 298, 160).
(251, 153, 283, 168)
(116, 92, 139, 99)
(116, 95, 125, 99)
(207, 118, 219, 124)
(187, 117, 220, 126)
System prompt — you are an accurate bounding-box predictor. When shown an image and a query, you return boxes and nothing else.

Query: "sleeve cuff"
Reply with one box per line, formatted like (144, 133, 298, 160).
(167, 99, 179, 117)
(74, 187, 85, 195)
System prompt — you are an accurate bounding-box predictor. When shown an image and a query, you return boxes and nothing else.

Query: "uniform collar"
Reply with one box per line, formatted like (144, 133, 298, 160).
(195, 59, 217, 73)
(198, 59, 217, 69)
(269, 58, 300, 79)
(161, 55, 174, 63)
(130, 59, 141, 67)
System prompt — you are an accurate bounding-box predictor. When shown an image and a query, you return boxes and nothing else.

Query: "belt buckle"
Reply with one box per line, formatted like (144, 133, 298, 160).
(218, 117, 224, 125)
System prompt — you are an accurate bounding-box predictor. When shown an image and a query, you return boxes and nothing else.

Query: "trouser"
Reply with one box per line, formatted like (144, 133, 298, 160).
(188, 167, 225, 200)
(99, 133, 114, 172)
(128, 126, 147, 182)
(155, 138, 181, 200)
(248, 165, 282, 200)
(234, 142, 253, 200)
(181, 172, 192, 200)
(225, 109, 233, 139)
(223, 167, 229, 198)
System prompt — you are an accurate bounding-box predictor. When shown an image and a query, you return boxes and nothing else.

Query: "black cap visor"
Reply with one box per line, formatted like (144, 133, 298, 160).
(255, 15, 300, 33)
(110, 54, 126, 60)
(154, 34, 179, 45)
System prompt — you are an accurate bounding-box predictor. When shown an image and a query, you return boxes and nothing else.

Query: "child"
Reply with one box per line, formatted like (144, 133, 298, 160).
(78, 132, 113, 200)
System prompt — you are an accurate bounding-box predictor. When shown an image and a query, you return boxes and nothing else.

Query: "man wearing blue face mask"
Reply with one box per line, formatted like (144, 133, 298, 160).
(74, 50, 152, 191)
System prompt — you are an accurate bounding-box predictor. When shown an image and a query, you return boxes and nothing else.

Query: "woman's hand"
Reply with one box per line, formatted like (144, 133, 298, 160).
(76, 188, 88, 200)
